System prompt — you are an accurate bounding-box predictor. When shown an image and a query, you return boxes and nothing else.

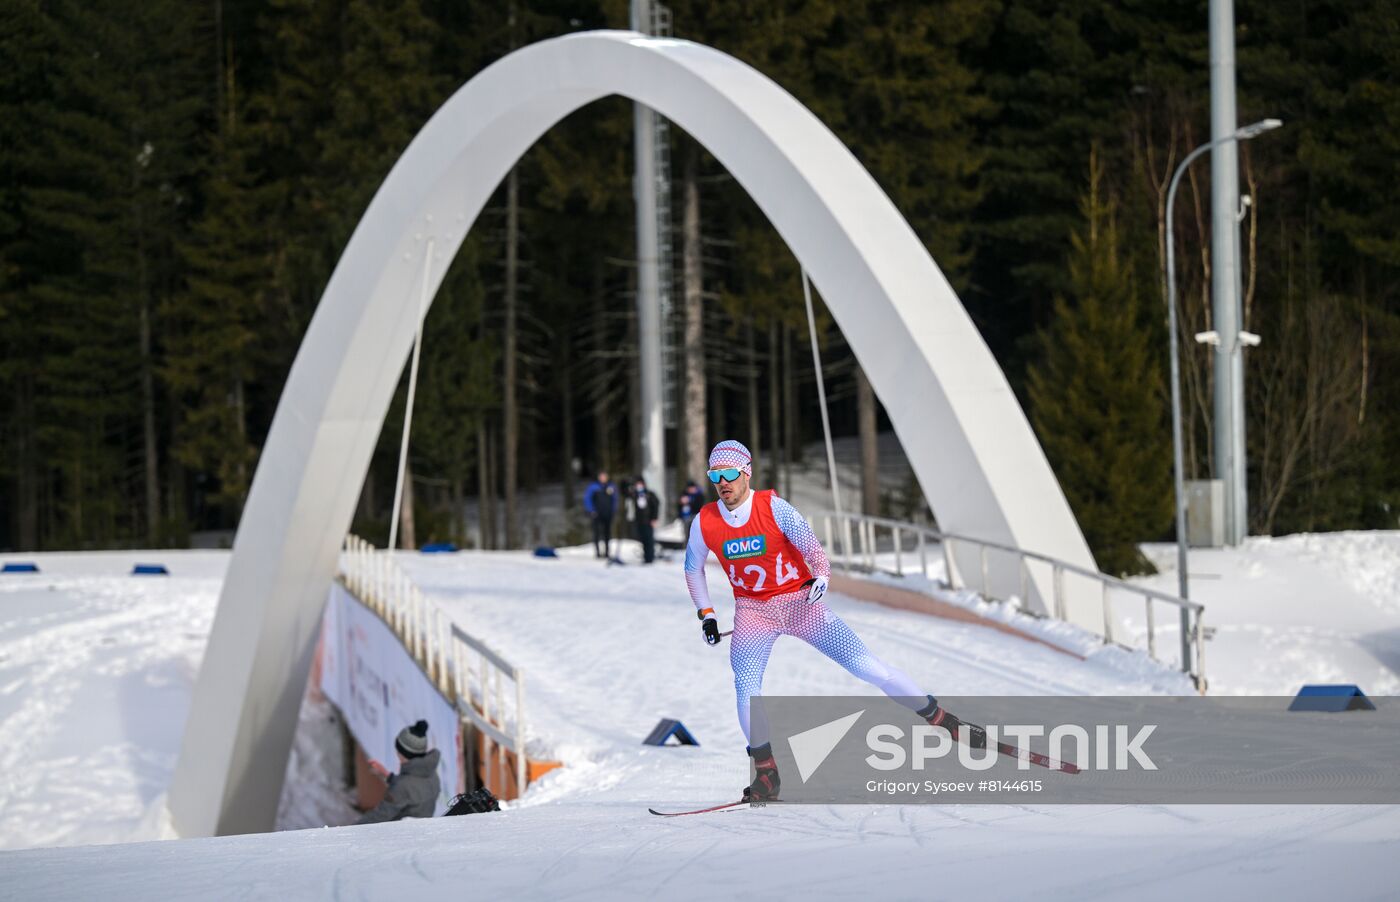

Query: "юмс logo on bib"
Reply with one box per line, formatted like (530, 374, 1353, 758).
(723, 535, 766, 560)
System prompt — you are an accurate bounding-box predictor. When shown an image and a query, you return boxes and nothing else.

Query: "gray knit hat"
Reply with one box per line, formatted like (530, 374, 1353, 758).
(395, 719, 430, 758)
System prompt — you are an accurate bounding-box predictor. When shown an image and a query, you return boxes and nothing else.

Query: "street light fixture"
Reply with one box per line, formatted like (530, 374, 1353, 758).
(1165, 117, 1281, 670)
(1236, 118, 1283, 139)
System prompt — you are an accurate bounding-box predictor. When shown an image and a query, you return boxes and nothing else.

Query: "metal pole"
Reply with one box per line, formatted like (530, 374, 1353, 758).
(1166, 143, 1210, 607)
(515, 672, 527, 795)
(802, 269, 846, 539)
(1194, 610, 1208, 689)
(631, 0, 665, 507)
(1101, 582, 1113, 643)
(1231, 194, 1249, 546)
(1145, 596, 1156, 660)
(388, 239, 434, 552)
(1210, 0, 1243, 544)
(1166, 117, 1280, 670)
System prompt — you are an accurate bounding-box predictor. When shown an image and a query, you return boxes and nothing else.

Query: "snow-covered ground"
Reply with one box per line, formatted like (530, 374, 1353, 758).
(0, 552, 224, 851)
(0, 551, 357, 853)
(3, 533, 1400, 899)
(1135, 532, 1400, 696)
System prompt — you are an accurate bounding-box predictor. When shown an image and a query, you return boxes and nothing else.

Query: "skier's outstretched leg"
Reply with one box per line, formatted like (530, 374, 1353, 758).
(786, 597, 927, 711)
(730, 598, 781, 745)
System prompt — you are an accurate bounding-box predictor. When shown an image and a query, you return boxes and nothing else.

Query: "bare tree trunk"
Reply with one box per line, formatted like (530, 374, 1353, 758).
(489, 421, 501, 548)
(451, 477, 464, 546)
(1358, 309, 1368, 426)
(474, 423, 486, 549)
(591, 259, 610, 471)
(165, 409, 184, 530)
(524, 416, 539, 546)
(768, 322, 781, 492)
(232, 378, 247, 515)
(133, 158, 160, 544)
(398, 461, 416, 550)
(214, 0, 225, 138)
(745, 326, 759, 468)
(681, 147, 707, 488)
(503, 169, 520, 549)
(561, 336, 576, 511)
(709, 376, 723, 451)
(856, 365, 879, 516)
(782, 324, 796, 499)
(477, 420, 494, 550)
(139, 298, 160, 542)
(359, 469, 376, 528)
(1134, 109, 1177, 322)
(16, 382, 38, 549)
(628, 297, 641, 475)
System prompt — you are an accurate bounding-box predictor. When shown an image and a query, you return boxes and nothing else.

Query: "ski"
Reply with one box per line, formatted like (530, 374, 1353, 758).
(648, 799, 748, 817)
(954, 717, 1080, 774)
(994, 739, 1080, 774)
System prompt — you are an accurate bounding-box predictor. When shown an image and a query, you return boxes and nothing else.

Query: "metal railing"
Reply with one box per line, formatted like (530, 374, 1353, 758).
(451, 623, 527, 796)
(814, 512, 1207, 689)
(340, 534, 531, 796)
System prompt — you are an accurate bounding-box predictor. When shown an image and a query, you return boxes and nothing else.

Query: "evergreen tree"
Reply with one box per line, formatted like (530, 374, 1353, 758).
(165, 105, 272, 519)
(1027, 149, 1171, 575)
(410, 236, 497, 544)
(1, 0, 205, 547)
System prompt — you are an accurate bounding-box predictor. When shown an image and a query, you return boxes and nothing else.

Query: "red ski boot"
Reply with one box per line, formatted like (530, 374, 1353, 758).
(742, 743, 781, 802)
(917, 696, 987, 749)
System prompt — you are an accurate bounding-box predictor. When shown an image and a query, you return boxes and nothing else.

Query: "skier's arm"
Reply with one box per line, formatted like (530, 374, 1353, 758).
(771, 496, 831, 578)
(583, 483, 597, 515)
(683, 516, 714, 618)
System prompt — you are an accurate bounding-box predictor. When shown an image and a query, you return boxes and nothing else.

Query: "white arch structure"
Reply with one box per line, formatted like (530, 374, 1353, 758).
(169, 31, 1097, 837)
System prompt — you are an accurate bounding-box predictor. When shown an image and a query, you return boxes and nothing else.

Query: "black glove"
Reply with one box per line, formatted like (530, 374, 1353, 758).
(699, 610, 721, 646)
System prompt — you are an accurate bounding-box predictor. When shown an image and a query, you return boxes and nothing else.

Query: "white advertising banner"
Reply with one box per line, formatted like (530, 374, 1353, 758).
(320, 582, 461, 816)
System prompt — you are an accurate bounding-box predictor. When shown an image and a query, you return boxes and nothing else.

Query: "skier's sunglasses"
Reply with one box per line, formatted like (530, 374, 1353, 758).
(707, 468, 744, 484)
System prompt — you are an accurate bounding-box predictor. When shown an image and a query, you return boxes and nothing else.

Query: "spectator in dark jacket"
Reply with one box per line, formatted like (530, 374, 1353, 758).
(677, 480, 705, 534)
(583, 471, 617, 559)
(357, 720, 441, 824)
(627, 476, 660, 564)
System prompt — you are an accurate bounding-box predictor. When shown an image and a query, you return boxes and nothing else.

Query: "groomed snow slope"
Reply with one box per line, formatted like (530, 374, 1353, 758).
(3, 542, 1400, 899)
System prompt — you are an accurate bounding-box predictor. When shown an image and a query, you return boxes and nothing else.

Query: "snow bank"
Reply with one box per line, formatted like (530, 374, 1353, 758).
(1136, 532, 1400, 695)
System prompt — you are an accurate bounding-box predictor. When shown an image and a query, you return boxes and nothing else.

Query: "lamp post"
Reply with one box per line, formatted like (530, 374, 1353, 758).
(1165, 117, 1280, 669)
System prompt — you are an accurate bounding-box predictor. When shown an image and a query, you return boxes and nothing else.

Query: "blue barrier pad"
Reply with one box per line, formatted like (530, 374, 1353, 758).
(533, 546, 558, 558)
(643, 718, 699, 746)
(132, 563, 170, 576)
(1289, 684, 1375, 712)
(2, 562, 40, 573)
(420, 543, 457, 553)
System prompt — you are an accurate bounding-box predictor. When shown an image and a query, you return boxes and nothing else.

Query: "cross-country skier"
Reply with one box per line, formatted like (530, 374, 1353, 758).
(683, 439, 962, 801)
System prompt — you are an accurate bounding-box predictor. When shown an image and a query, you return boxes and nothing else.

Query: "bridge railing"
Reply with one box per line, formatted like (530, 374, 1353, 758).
(813, 511, 1207, 689)
(341, 534, 532, 797)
